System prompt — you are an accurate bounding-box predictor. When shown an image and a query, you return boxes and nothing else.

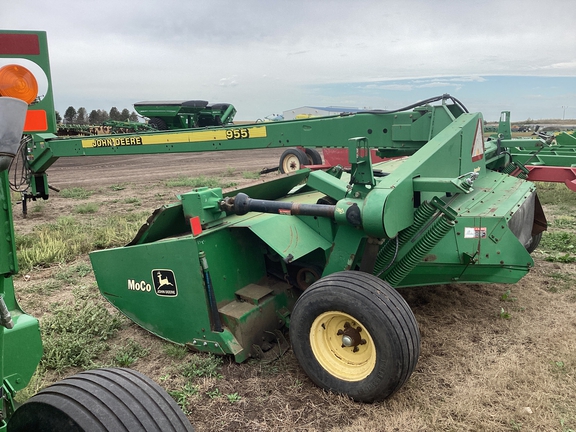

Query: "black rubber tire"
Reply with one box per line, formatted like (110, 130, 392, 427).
(526, 231, 543, 254)
(279, 148, 308, 173)
(289, 271, 420, 402)
(8, 368, 194, 432)
(304, 148, 323, 165)
(148, 117, 167, 130)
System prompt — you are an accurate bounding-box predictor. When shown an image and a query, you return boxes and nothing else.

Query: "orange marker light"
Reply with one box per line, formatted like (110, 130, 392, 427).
(0, 64, 38, 104)
(190, 216, 203, 236)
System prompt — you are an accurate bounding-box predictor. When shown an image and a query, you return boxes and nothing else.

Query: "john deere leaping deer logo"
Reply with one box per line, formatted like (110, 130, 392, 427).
(152, 269, 177, 297)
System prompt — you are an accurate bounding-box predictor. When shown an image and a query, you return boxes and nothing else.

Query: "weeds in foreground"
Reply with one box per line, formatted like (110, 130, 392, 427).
(14, 369, 46, 404)
(168, 382, 198, 414)
(226, 392, 242, 403)
(178, 353, 223, 379)
(206, 388, 221, 399)
(560, 418, 575, 432)
(55, 261, 92, 283)
(546, 272, 575, 293)
(113, 338, 150, 367)
(40, 291, 122, 372)
(500, 289, 517, 302)
(540, 231, 576, 253)
(538, 231, 576, 263)
(163, 343, 188, 360)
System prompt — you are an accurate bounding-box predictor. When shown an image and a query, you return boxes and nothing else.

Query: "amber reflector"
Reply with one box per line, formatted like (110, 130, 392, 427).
(0, 64, 38, 104)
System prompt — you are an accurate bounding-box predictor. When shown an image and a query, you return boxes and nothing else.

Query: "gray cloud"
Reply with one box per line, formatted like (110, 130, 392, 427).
(2, 0, 575, 120)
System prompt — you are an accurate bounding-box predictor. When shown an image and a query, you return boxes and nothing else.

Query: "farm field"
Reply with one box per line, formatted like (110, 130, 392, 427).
(11, 148, 576, 432)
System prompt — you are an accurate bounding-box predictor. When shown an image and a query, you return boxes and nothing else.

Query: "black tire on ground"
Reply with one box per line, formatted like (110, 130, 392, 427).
(148, 117, 167, 130)
(289, 271, 421, 402)
(526, 231, 543, 254)
(279, 148, 308, 173)
(8, 368, 194, 432)
(304, 148, 323, 165)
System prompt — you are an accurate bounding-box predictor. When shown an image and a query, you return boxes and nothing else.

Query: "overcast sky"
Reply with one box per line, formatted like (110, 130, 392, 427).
(2, 0, 576, 121)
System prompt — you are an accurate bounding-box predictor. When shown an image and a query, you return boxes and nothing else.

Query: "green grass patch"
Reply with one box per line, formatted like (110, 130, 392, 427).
(113, 338, 150, 367)
(163, 343, 188, 360)
(242, 171, 260, 179)
(54, 261, 92, 284)
(60, 187, 94, 199)
(168, 382, 198, 414)
(545, 272, 575, 293)
(14, 369, 46, 403)
(16, 213, 148, 271)
(178, 353, 223, 379)
(539, 231, 576, 263)
(165, 176, 237, 189)
(536, 182, 576, 207)
(540, 231, 576, 253)
(31, 202, 45, 214)
(41, 294, 122, 372)
(552, 215, 576, 228)
(22, 279, 61, 295)
(124, 197, 141, 205)
(74, 202, 99, 214)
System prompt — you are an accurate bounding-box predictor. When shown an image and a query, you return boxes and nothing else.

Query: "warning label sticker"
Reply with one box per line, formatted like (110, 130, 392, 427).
(464, 227, 487, 239)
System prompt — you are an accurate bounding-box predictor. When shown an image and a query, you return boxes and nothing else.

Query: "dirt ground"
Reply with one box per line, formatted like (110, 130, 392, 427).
(11, 149, 576, 432)
(44, 148, 288, 188)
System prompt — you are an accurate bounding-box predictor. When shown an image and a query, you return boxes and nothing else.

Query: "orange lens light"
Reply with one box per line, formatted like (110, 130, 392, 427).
(0, 64, 38, 104)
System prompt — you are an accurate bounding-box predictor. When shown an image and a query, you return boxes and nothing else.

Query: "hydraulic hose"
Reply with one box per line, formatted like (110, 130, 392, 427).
(358, 94, 469, 115)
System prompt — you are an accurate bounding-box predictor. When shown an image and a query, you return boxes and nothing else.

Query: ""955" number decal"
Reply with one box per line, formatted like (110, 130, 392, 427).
(226, 129, 250, 139)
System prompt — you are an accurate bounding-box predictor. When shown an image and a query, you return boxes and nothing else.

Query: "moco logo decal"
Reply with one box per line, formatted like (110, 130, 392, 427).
(127, 269, 177, 297)
(127, 279, 152, 292)
(152, 269, 178, 297)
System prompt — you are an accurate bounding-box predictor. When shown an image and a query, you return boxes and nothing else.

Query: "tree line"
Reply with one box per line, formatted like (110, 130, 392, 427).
(57, 106, 140, 125)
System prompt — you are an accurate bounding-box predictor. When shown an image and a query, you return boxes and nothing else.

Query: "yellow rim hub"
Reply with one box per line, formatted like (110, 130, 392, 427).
(310, 311, 376, 381)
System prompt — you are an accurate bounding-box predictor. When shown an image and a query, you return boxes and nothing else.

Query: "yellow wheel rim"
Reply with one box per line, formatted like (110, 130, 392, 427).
(310, 311, 376, 381)
(281, 154, 301, 172)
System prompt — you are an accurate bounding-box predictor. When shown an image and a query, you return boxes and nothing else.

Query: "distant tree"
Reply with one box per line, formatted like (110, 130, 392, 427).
(76, 107, 87, 124)
(55, 111, 62, 123)
(89, 109, 100, 125)
(129, 111, 139, 122)
(120, 108, 130, 122)
(99, 109, 110, 123)
(109, 107, 121, 121)
(64, 106, 77, 124)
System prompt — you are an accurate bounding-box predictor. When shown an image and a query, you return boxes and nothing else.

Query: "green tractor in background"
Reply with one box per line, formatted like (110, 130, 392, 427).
(134, 100, 236, 130)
